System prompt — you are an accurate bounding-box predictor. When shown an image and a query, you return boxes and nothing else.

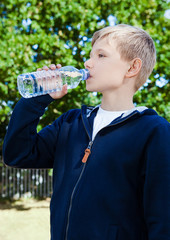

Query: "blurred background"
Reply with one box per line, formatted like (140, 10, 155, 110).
(0, 0, 169, 239)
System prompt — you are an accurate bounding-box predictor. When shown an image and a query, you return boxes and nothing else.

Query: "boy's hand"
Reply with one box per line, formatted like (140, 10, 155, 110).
(36, 64, 68, 99)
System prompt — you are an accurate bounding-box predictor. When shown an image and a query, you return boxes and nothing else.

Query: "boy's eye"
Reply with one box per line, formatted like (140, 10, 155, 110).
(98, 54, 105, 58)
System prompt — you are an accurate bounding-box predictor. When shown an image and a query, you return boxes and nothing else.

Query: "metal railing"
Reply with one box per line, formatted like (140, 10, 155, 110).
(0, 158, 53, 199)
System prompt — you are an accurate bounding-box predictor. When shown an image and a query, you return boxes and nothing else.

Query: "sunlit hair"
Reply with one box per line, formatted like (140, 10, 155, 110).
(92, 24, 156, 92)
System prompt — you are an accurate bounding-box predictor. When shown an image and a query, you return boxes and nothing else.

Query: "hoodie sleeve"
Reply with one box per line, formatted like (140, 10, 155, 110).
(143, 118, 170, 240)
(2, 94, 65, 169)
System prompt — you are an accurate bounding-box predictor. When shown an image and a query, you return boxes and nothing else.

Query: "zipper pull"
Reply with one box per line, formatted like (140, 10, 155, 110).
(82, 141, 93, 163)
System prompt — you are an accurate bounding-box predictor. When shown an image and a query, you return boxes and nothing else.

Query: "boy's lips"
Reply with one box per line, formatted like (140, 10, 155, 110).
(87, 75, 92, 80)
(86, 72, 93, 79)
(86, 75, 92, 80)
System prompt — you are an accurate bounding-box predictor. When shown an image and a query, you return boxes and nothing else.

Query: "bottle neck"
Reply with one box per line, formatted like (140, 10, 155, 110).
(80, 69, 90, 80)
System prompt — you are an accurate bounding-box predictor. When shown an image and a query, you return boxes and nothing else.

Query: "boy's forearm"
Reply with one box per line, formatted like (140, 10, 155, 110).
(2, 94, 55, 168)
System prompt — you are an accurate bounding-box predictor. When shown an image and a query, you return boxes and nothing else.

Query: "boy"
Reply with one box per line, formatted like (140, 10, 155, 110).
(3, 24, 170, 240)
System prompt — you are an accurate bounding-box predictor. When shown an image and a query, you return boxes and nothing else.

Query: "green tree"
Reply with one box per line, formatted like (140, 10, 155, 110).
(0, 0, 169, 155)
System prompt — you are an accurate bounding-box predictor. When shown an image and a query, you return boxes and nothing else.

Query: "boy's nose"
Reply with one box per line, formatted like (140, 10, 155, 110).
(84, 58, 93, 69)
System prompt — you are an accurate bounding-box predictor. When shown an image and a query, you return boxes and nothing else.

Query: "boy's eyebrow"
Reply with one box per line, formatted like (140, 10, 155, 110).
(90, 48, 109, 56)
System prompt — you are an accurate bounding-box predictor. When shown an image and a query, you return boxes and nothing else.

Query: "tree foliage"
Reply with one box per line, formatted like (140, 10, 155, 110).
(0, 0, 169, 154)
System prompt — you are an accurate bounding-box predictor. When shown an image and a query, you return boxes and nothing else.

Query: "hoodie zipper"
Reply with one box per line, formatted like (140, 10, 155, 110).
(65, 140, 93, 240)
(64, 110, 138, 240)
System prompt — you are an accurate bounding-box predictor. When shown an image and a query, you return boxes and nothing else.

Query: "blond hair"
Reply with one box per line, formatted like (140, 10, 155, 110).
(92, 24, 156, 92)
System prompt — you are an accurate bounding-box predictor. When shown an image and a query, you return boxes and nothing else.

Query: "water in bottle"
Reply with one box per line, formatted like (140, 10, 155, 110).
(17, 66, 90, 98)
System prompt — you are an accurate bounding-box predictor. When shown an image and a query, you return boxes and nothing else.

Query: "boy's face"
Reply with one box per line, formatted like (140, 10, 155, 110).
(84, 38, 130, 93)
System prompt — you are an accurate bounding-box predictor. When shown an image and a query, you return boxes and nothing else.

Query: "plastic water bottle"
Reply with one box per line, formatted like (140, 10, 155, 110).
(17, 66, 90, 98)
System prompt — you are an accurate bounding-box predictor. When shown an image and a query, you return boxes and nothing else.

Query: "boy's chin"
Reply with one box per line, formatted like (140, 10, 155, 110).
(86, 84, 98, 92)
(86, 87, 97, 92)
(86, 87, 101, 93)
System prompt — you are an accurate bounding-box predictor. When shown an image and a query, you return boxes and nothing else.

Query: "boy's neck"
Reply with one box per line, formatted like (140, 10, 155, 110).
(101, 90, 135, 112)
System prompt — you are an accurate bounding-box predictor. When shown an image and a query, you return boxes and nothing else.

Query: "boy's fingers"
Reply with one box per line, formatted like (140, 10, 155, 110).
(49, 84, 67, 99)
(42, 66, 49, 71)
(49, 64, 62, 70)
(56, 64, 62, 68)
(37, 64, 62, 71)
(50, 64, 56, 70)
(63, 84, 68, 93)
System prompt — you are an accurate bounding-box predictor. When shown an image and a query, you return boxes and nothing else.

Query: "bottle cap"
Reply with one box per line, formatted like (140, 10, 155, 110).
(80, 69, 90, 80)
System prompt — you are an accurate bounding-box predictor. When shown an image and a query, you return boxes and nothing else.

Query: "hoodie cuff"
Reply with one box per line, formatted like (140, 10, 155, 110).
(20, 94, 54, 109)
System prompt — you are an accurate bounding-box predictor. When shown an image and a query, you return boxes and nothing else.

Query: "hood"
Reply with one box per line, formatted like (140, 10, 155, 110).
(86, 104, 158, 119)
(81, 104, 158, 141)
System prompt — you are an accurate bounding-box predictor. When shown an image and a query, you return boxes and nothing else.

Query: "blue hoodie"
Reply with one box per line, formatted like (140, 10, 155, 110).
(3, 94, 170, 240)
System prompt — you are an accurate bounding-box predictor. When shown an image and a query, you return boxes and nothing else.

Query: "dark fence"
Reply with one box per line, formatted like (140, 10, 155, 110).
(0, 157, 53, 199)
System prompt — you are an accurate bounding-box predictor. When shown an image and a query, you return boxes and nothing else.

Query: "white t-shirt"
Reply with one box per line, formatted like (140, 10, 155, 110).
(92, 106, 129, 141)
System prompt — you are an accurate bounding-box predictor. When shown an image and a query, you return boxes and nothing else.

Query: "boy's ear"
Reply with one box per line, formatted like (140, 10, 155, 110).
(125, 58, 142, 78)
